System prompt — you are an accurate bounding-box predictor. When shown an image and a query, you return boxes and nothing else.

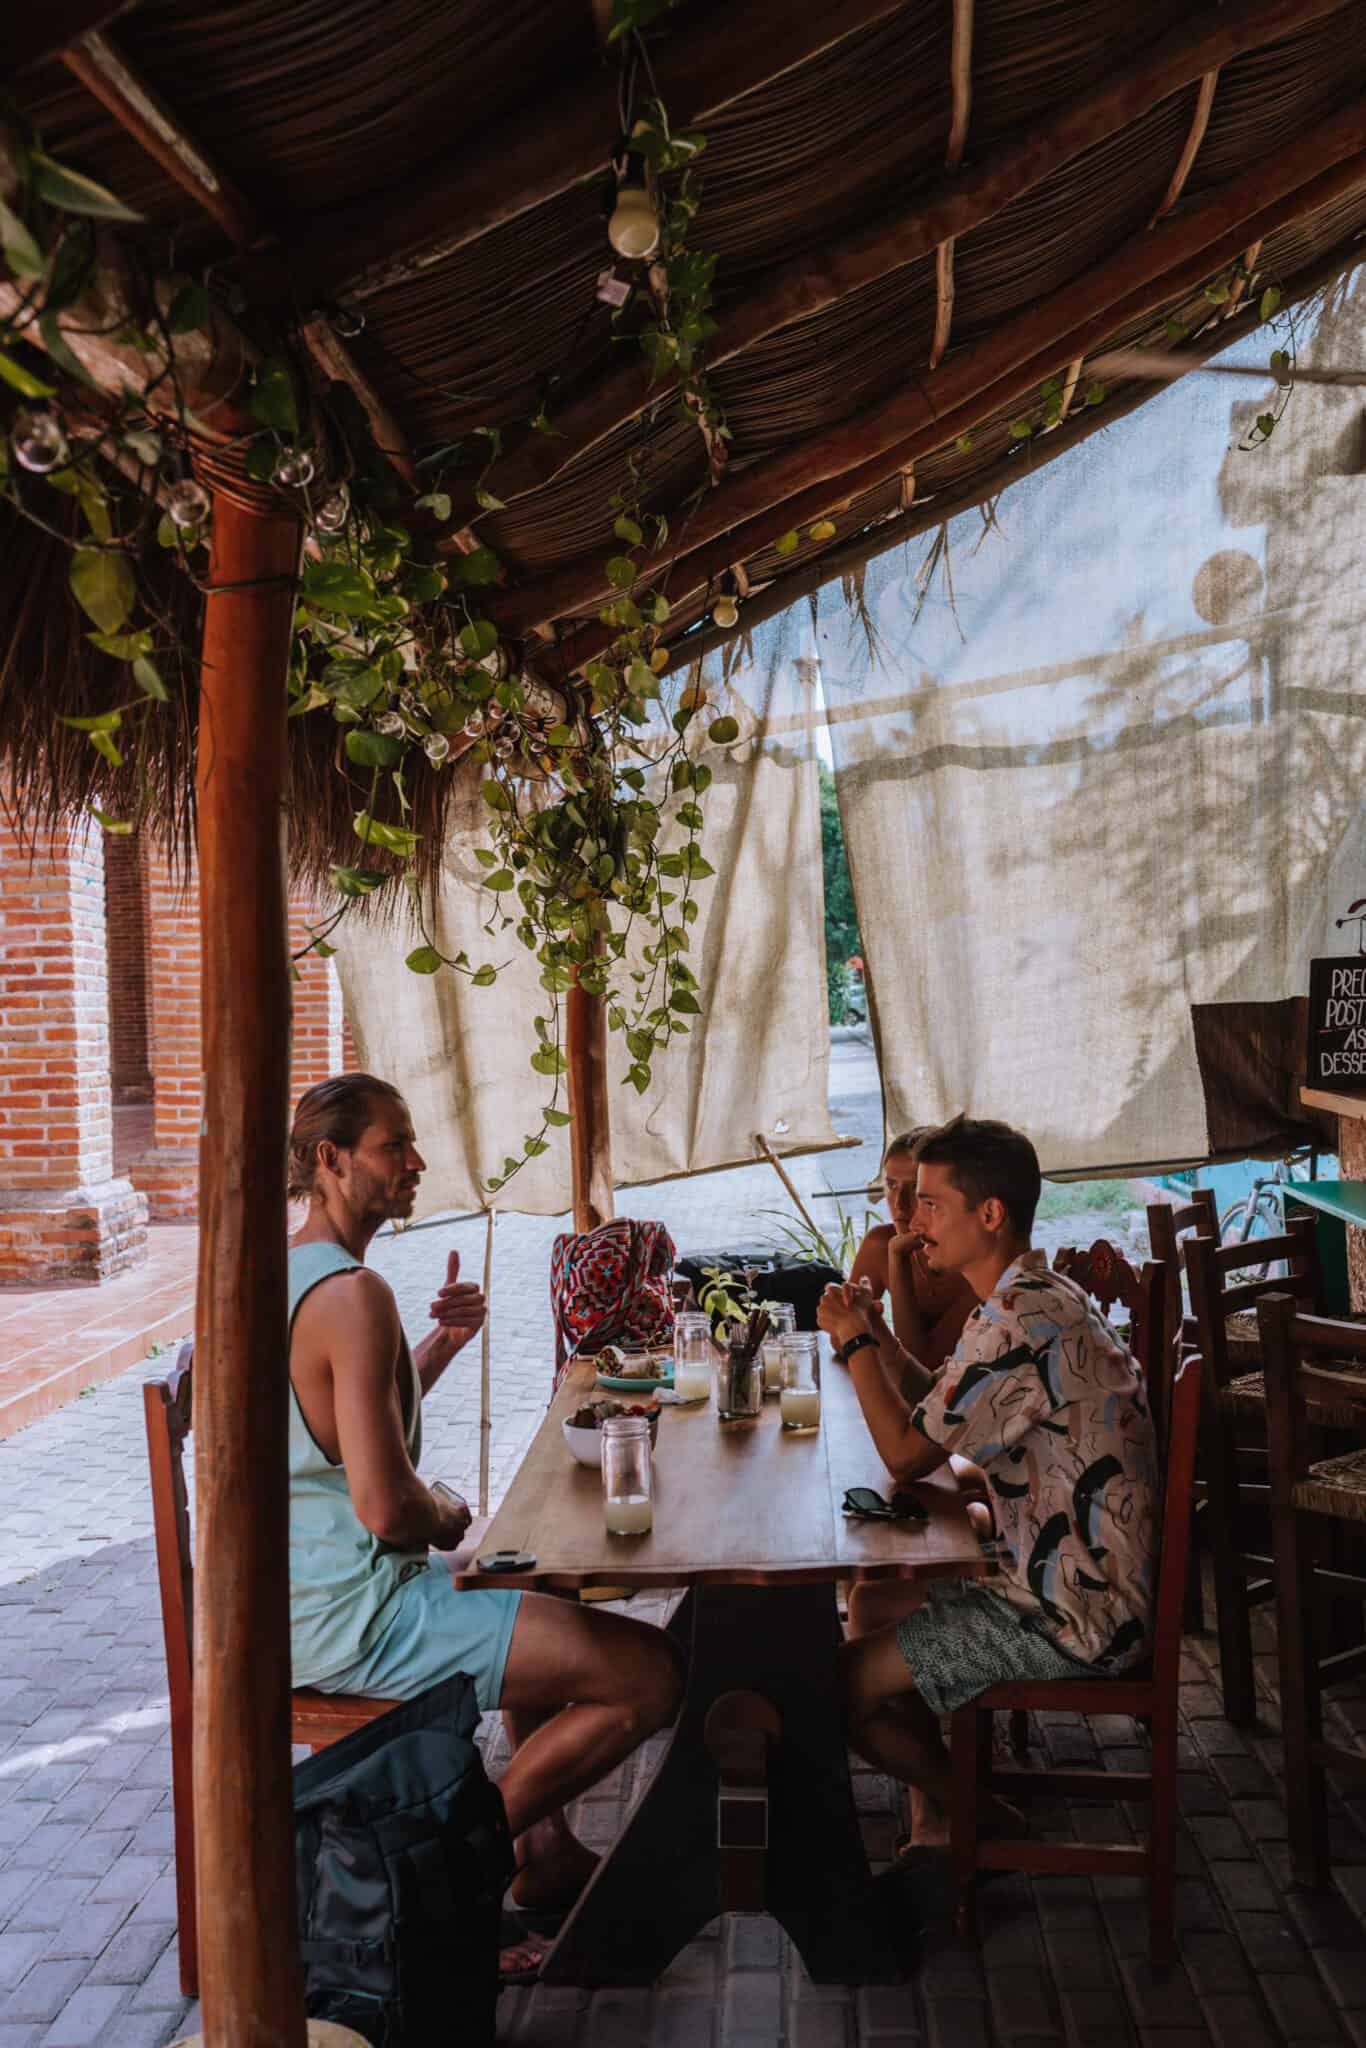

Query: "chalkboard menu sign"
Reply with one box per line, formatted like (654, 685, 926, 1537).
(1308, 956, 1366, 1087)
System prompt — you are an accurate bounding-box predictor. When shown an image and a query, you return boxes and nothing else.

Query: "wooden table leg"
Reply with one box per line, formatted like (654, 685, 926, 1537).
(541, 1582, 904, 1987)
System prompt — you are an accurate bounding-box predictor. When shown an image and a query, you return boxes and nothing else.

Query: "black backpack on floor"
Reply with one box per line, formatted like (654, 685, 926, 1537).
(293, 1673, 514, 2047)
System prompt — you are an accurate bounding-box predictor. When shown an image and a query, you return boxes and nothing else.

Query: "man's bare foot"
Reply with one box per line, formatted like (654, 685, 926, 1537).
(498, 1917, 549, 1983)
(510, 1823, 600, 1912)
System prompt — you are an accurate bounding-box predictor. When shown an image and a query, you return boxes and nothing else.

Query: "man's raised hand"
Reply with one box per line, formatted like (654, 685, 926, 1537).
(422, 1248, 487, 1371)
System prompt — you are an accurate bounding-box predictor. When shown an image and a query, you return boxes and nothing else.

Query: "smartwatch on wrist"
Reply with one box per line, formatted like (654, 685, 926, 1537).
(838, 1331, 879, 1365)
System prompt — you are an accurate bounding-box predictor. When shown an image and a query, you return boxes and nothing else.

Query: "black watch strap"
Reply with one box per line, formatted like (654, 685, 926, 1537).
(839, 1331, 879, 1365)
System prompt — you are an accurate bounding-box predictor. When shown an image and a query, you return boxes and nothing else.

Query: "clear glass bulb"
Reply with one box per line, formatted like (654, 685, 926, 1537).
(423, 732, 450, 765)
(607, 186, 659, 261)
(272, 447, 316, 488)
(313, 485, 349, 534)
(711, 595, 739, 629)
(374, 711, 405, 737)
(11, 409, 69, 473)
(167, 478, 211, 529)
(463, 712, 486, 738)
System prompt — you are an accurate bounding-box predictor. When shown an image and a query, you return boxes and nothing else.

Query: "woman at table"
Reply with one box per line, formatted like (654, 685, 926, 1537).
(849, 1129, 977, 1376)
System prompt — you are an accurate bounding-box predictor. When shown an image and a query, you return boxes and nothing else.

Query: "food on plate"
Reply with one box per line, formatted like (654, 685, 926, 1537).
(595, 1344, 668, 1380)
(568, 1399, 660, 1431)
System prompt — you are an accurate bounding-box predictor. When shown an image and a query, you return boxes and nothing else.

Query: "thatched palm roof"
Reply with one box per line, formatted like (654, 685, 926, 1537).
(6, 0, 1366, 874)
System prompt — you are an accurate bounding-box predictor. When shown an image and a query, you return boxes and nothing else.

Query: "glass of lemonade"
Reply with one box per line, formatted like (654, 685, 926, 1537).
(777, 1332, 821, 1432)
(673, 1311, 714, 1403)
(760, 1301, 798, 1393)
(601, 1414, 653, 1535)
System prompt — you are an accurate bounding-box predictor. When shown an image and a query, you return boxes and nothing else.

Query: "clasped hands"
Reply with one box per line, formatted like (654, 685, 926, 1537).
(816, 1275, 885, 1352)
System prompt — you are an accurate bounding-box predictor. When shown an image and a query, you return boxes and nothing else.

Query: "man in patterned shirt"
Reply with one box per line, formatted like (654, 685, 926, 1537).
(819, 1115, 1157, 1848)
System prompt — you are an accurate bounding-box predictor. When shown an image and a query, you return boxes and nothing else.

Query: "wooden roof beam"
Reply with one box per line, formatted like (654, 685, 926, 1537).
(5, 1, 138, 73)
(60, 29, 257, 247)
(250, 0, 910, 305)
(522, 111, 1366, 656)
(468, 0, 1354, 520)
(1153, 70, 1219, 222)
(929, 0, 975, 371)
(661, 228, 1364, 676)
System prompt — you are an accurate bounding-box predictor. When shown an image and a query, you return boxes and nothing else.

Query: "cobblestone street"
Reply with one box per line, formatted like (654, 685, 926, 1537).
(1, 1034, 1337, 2048)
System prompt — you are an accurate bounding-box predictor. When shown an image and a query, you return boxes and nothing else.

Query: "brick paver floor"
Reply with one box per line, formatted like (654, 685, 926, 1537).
(1, 1033, 1316, 2048)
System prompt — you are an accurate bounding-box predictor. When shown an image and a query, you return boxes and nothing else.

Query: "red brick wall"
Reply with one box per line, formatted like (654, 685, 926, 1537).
(104, 830, 151, 1102)
(0, 815, 147, 1284)
(131, 845, 344, 1218)
(0, 816, 114, 1192)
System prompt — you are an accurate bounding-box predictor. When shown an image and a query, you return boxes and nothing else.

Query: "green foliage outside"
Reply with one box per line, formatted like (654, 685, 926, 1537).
(1036, 1178, 1136, 1221)
(820, 765, 861, 1025)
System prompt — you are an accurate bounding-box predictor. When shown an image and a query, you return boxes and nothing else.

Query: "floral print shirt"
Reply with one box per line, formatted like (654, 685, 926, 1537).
(911, 1250, 1158, 1668)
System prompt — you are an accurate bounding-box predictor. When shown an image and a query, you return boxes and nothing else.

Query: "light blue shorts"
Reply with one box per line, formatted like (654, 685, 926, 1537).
(314, 1561, 522, 1713)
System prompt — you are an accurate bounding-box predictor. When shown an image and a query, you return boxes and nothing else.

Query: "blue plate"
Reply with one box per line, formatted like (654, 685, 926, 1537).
(595, 1363, 674, 1392)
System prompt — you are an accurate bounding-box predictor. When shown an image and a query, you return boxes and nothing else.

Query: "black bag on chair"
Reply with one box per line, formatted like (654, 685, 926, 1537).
(675, 1246, 843, 1331)
(293, 1673, 514, 2047)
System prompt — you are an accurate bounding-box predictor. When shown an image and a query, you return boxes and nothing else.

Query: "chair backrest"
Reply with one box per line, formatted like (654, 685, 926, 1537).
(1151, 1352, 1203, 1696)
(1257, 1291, 1366, 1493)
(1146, 1186, 1217, 1349)
(1052, 1241, 1171, 1439)
(143, 1343, 195, 1743)
(1183, 1216, 1323, 1387)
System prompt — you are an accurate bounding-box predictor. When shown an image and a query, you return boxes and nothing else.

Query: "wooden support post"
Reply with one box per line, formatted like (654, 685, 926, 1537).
(566, 969, 613, 1234)
(1337, 1114, 1366, 1309)
(193, 489, 306, 2047)
(479, 1205, 496, 1516)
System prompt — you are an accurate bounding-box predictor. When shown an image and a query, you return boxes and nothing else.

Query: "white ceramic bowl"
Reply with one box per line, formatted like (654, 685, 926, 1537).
(562, 1420, 605, 1467)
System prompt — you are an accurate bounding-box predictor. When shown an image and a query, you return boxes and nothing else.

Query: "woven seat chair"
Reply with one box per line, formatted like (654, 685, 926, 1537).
(1260, 1292, 1366, 1888)
(144, 1344, 487, 1994)
(950, 1350, 1199, 1965)
(1184, 1218, 1323, 1725)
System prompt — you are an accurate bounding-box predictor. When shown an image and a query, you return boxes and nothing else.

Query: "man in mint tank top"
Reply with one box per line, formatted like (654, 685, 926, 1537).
(286, 1073, 684, 1957)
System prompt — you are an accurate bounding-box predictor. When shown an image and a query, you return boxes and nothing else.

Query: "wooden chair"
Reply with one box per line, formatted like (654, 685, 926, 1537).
(1146, 1185, 1218, 1367)
(1146, 1187, 1218, 1630)
(949, 1350, 1201, 1965)
(144, 1343, 487, 1995)
(1052, 1240, 1171, 1438)
(1259, 1292, 1366, 1888)
(1184, 1218, 1323, 1725)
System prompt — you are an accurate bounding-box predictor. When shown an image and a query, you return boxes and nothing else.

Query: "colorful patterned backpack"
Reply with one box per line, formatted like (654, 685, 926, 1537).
(550, 1218, 676, 1389)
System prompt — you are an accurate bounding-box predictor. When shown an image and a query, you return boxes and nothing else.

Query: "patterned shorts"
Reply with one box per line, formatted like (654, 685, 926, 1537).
(894, 1577, 1092, 1716)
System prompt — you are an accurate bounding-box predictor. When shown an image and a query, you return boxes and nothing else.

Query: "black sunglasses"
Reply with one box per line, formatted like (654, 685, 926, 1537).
(841, 1485, 928, 1524)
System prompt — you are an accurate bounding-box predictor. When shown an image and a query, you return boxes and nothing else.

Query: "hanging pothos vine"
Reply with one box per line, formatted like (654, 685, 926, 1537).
(0, 0, 753, 1195)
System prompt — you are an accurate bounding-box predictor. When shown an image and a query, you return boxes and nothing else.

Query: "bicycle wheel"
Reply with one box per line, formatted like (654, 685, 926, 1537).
(1218, 1194, 1285, 1281)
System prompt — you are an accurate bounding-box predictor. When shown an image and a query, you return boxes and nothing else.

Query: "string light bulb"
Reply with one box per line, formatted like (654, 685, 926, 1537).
(607, 182, 659, 261)
(166, 478, 211, 530)
(313, 484, 350, 534)
(272, 447, 315, 488)
(711, 593, 739, 630)
(11, 408, 69, 473)
(423, 732, 450, 765)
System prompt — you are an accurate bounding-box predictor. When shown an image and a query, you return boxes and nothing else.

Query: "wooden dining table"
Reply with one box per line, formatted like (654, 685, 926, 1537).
(453, 1339, 986, 1987)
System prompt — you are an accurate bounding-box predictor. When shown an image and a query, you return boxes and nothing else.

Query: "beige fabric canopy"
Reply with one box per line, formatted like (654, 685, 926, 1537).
(338, 638, 839, 1215)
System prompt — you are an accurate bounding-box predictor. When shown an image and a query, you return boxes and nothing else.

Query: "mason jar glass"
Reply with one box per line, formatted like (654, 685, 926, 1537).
(760, 1301, 798, 1392)
(673, 1310, 714, 1402)
(601, 1414, 653, 1535)
(777, 1332, 821, 1432)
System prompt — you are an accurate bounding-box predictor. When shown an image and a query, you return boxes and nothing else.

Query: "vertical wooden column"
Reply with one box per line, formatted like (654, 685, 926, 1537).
(1337, 1112, 1366, 1309)
(566, 966, 613, 1234)
(193, 490, 306, 2046)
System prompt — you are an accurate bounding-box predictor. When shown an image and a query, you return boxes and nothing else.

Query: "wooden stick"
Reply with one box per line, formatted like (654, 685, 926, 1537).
(193, 490, 307, 2044)
(754, 1132, 836, 1262)
(1088, 346, 1366, 385)
(1225, 237, 1263, 315)
(479, 1205, 496, 1518)
(930, 0, 975, 370)
(61, 31, 258, 248)
(654, 230, 1362, 677)
(250, 0, 909, 304)
(1153, 69, 1219, 222)
(460, 0, 1353, 519)
(566, 962, 613, 1234)
(1050, 358, 1084, 429)
(529, 112, 1366, 654)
